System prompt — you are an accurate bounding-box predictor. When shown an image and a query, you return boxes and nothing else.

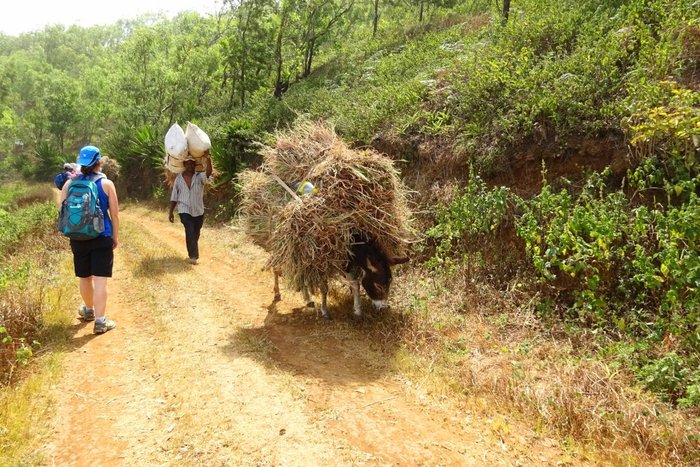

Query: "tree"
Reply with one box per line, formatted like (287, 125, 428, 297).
(298, 0, 355, 77)
(372, 0, 380, 37)
(45, 73, 79, 150)
(114, 27, 166, 126)
(502, 0, 511, 24)
(408, 0, 462, 23)
(223, 0, 276, 107)
(273, 1, 290, 98)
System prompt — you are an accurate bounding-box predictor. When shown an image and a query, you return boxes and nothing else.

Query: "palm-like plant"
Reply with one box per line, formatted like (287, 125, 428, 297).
(33, 142, 67, 181)
(105, 126, 164, 198)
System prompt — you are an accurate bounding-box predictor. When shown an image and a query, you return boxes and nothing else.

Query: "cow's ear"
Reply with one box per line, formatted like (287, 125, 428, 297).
(365, 257, 380, 273)
(389, 256, 409, 266)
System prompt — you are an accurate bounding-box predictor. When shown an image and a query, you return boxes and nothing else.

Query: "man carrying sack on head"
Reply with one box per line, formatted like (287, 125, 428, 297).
(168, 149, 213, 265)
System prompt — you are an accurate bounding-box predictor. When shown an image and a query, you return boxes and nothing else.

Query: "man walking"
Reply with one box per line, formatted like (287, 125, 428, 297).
(168, 150, 213, 264)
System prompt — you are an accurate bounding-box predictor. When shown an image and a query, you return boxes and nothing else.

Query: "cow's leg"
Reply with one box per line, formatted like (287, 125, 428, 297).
(301, 286, 314, 308)
(273, 269, 281, 302)
(319, 279, 331, 320)
(345, 271, 363, 320)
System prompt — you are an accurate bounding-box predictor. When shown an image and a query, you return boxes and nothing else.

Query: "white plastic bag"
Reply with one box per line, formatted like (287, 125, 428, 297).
(164, 123, 188, 159)
(185, 121, 211, 157)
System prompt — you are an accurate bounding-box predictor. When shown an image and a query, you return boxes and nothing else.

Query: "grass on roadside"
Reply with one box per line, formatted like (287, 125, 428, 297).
(0, 353, 64, 465)
(0, 182, 80, 464)
(387, 268, 699, 465)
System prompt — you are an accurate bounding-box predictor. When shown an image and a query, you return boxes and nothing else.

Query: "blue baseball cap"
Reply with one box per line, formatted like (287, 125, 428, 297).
(77, 145, 101, 167)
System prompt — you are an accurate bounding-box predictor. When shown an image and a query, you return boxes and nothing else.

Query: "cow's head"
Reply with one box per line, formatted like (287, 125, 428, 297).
(360, 253, 409, 310)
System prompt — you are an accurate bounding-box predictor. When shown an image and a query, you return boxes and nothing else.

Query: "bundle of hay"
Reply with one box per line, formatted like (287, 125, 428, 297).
(100, 156, 121, 181)
(237, 169, 289, 249)
(260, 120, 340, 182)
(239, 120, 413, 293)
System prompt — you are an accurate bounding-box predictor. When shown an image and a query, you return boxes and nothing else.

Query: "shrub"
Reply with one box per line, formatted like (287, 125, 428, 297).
(0, 185, 60, 385)
(104, 125, 164, 198)
(427, 167, 511, 274)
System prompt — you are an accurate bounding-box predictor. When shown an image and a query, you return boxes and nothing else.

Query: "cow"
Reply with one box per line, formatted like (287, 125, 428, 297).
(273, 234, 409, 320)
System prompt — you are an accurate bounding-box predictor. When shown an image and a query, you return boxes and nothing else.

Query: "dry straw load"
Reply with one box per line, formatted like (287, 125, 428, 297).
(100, 156, 121, 181)
(239, 120, 413, 293)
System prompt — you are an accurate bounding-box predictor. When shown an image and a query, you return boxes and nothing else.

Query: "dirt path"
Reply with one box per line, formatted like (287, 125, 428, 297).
(39, 204, 580, 466)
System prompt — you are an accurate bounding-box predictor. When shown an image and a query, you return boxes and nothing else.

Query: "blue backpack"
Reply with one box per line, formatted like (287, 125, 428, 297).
(57, 174, 106, 240)
(54, 172, 71, 189)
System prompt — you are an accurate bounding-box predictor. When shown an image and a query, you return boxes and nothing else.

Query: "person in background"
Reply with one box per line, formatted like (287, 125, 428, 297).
(54, 163, 78, 189)
(168, 150, 213, 265)
(60, 145, 120, 334)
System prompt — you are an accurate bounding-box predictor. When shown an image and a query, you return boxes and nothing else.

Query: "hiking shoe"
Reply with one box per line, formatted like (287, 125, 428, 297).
(78, 305, 95, 322)
(93, 318, 116, 334)
(187, 257, 198, 265)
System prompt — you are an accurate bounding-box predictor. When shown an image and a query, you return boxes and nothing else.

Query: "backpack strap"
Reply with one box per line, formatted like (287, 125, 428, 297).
(81, 173, 106, 182)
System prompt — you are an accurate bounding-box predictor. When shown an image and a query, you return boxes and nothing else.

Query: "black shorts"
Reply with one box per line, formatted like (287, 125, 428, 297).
(70, 236, 114, 278)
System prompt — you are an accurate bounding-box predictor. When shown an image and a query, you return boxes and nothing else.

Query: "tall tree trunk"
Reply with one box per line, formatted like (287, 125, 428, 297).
(372, 0, 379, 37)
(228, 76, 238, 110)
(273, 6, 288, 98)
(239, 66, 246, 107)
(238, 9, 252, 107)
(502, 0, 511, 24)
(303, 39, 315, 77)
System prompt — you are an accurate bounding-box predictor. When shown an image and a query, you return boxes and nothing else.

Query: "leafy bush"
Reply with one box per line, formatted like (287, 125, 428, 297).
(515, 170, 631, 322)
(426, 156, 700, 406)
(216, 118, 261, 185)
(0, 202, 56, 258)
(427, 168, 511, 273)
(105, 125, 164, 198)
(624, 79, 700, 177)
(0, 185, 61, 385)
(638, 353, 700, 407)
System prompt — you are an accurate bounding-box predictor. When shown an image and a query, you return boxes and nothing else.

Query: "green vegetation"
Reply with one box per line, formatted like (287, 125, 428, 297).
(0, 183, 76, 462)
(411, 0, 700, 411)
(1, 0, 699, 460)
(0, 184, 70, 383)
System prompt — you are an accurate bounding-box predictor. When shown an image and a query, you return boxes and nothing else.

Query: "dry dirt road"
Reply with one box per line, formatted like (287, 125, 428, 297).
(37, 204, 580, 466)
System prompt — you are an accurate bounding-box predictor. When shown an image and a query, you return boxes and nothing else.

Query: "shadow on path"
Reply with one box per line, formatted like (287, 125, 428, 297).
(225, 295, 410, 387)
(133, 254, 192, 277)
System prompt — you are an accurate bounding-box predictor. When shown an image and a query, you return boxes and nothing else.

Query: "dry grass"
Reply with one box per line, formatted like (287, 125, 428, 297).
(239, 120, 415, 292)
(9, 185, 55, 209)
(100, 156, 121, 181)
(388, 268, 700, 464)
(260, 120, 341, 182)
(0, 228, 68, 386)
(237, 170, 289, 250)
(0, 353, 63, 465)
(0, 230, 78, 464)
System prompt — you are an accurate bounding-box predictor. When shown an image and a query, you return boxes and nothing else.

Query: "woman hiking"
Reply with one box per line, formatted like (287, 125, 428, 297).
(60, 145, 120, 334)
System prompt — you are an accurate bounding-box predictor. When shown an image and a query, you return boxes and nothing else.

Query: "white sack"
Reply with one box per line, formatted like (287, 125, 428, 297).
(185, 121, 211, 157)
(165, 123, 188, 159)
